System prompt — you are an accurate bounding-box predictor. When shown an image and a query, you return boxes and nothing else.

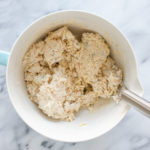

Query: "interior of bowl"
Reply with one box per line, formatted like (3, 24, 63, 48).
(7, 11, 143, 142)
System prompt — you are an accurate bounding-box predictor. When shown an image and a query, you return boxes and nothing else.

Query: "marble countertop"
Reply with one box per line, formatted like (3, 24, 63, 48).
(0, 0, 150, 149)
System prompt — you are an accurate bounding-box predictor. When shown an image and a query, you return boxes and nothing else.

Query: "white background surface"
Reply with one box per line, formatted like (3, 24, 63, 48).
(0, 0, 150, 150)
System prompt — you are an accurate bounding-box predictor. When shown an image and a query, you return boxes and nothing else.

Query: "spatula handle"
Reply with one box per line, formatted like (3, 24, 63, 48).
(121, 89, 150, 118)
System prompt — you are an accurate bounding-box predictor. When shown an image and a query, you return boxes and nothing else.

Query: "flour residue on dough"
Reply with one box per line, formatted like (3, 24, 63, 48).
(23, 26, 122, 121)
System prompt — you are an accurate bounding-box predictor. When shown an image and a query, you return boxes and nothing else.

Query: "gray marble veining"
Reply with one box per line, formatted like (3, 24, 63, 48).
(0, 0, 150, 149)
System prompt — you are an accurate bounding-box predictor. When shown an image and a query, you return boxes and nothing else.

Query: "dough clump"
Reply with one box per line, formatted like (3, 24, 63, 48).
(23, 27, 122, 121)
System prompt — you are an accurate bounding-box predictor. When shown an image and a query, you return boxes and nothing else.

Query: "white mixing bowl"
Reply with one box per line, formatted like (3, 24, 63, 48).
(0, 10, 143, 142)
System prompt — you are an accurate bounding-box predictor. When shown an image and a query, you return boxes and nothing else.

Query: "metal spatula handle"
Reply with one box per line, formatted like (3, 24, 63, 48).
(121, 89, 150, 117)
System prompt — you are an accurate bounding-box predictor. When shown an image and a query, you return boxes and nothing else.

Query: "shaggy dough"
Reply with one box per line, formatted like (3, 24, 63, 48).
(23, 27, 122, 121)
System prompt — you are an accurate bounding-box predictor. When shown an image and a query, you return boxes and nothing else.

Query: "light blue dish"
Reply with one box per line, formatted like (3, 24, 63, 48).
(0, 51, 9, 66)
